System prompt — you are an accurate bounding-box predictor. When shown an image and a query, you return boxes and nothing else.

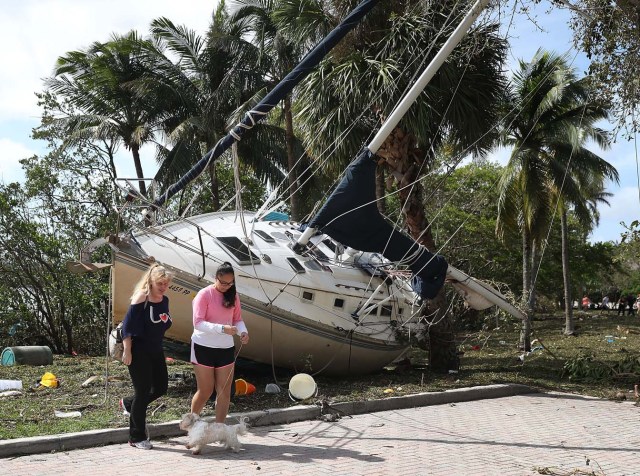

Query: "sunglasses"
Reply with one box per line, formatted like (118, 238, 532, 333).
(217, 278, 234, 286)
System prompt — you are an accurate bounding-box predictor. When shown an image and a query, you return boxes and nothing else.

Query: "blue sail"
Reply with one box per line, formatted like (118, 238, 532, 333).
(307, 148, 447, 299)
(154, 0, 382, 209)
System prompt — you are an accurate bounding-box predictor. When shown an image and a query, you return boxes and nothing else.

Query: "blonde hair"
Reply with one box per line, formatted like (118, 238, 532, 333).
(131, 263, 172, 299)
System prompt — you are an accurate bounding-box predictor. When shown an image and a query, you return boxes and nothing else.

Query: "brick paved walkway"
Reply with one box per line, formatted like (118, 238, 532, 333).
(3, 392, 639, 475)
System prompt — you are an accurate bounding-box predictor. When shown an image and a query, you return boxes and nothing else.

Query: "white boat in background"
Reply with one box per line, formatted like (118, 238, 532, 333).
(72, 0, 524, 376)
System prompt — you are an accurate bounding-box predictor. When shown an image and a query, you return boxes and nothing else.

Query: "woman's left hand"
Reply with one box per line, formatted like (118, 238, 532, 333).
(240, 332, 249, 344)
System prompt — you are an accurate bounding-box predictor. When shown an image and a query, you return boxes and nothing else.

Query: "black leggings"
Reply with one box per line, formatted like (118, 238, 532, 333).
(124, 348, 168, 442)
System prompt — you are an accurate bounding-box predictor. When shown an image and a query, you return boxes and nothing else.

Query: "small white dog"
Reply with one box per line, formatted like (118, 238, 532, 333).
(179, 412, 248, 455)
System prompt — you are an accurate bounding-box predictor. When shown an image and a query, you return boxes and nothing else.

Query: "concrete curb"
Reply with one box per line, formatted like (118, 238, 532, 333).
(0, 383, 536, 458)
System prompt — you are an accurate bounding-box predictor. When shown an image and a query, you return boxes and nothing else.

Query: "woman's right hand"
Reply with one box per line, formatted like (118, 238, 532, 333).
(122, 350, 132, 366)
(223, 325, 238, 335)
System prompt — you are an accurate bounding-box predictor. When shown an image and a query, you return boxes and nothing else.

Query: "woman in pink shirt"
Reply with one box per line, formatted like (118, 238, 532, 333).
(190, 262, 249, 422)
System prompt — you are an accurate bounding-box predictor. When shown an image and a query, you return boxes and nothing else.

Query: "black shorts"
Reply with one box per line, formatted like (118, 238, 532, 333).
(191, 342, 235, 368)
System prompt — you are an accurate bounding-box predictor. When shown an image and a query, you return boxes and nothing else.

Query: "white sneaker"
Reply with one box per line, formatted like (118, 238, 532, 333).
(129, 439, 153, 450)
(119, 398, 130, 416)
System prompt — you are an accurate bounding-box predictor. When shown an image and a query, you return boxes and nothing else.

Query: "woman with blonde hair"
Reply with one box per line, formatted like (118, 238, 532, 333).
(120, 262, 173, 450)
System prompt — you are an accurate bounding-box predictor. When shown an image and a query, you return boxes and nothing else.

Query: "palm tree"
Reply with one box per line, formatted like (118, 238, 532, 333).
(46, 32, 162, 197)
(497, 49, 618, 347)
(143, 3, 288, 212)
(560, 173, 616, 335)
(278, 0, 508, 371)
(229, 0, 306, 220)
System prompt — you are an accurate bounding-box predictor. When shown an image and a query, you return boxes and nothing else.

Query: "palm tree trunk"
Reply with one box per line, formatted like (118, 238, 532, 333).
(284, 96, 300, 221)
(208, 162, 220, 211)
(520, 229, 532, 351)
(131, 145, 147, 197)
(561, 209, 574, 335)
(375, 166, 386, 215)
(379, 127, 457, 373)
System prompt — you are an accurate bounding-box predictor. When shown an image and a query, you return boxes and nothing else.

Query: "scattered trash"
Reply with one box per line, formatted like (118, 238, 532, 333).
(289, 373, 317, 400)
(383, 388, 394, 394)
(235, 378, 256, 396)
(265, 383, 281, 394)
(151, 402, 166, 416)
(0, 390, 22, 398)
(499, 340, 507, 345)
(54, 410, 82, 418)
(531, 346, 544, 352)
(470, 345, 481, 351)
(0, 380, 22, 391)
(39, 372, 59, 388)
(605, 335, 614, 343)
(81, 376, 99, 387)
(448, 370, 459, 374)
(165, 357, 175, 364)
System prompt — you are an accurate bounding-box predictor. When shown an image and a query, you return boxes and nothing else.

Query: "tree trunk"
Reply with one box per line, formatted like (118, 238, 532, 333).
(284, 96, 301, 221)
(561, 209, 574, 335)
(131, 145, 147, 197)
(379, 127, 458, 373)
(208, 162, 220, 211)
(520, 228, 532, 351)
(375, 165, 386, 215)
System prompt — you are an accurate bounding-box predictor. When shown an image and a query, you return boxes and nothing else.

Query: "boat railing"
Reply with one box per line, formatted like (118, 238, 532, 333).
(114, 178, 209, 279)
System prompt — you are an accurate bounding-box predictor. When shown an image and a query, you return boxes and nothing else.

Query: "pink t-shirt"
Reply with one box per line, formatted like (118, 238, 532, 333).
(191, 285, 245, 348)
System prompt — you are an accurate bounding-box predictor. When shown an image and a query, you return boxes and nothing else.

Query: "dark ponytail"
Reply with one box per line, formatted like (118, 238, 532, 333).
(216, 261, 236, 308)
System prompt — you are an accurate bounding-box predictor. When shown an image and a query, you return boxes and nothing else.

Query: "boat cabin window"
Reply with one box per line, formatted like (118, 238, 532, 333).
(254, 230, 275, 243)
(308, 246, 329, 262)
(286, 257, 305, 273)
(302, 291, 314, 301)
(270, 232, 289, 241)
(380, 305, 392, 317)
(322, 239, 336, 252)
(334, 298, 345, 309)
(217, 236, 260, 265)
(303, 260, 323, 271)
(398, 308, 404, 315)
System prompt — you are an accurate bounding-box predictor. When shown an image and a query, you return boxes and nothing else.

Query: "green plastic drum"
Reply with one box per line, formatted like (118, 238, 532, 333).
(1, 346, 53, 366)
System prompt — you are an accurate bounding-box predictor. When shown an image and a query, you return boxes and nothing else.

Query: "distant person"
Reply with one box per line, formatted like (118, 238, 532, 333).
(581, 295, 591, 311)
(636, 293, 640, 316)
(627, 294, 635, 316)
(601, 295, 610, 313)
(120, 263, 173, 450)
(617, 297, 626, 316)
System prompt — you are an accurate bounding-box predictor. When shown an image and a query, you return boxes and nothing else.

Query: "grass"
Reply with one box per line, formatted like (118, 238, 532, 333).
(1, 310, 639, 441)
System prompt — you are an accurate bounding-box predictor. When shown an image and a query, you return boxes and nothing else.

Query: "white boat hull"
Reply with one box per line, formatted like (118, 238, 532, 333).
(111, 212, 419, 375)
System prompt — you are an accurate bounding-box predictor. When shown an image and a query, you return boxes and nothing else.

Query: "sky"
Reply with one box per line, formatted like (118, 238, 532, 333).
(0, 1, 637, 243)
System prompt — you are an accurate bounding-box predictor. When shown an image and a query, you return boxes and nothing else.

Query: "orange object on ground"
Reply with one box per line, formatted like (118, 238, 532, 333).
(235, 378, 256, 395)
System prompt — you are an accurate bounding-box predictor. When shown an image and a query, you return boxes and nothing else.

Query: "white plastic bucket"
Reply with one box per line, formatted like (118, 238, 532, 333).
(288, 373, 317, 400)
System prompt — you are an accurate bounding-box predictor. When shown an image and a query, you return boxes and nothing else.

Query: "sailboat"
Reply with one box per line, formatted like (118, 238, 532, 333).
(73, 0, 524, 376)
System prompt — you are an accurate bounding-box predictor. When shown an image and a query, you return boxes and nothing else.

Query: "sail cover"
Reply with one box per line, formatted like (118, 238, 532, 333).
(308, 149, 447, 299)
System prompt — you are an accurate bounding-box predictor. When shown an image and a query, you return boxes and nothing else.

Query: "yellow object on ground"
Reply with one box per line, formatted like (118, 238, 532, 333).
(39, 372, 59, 388)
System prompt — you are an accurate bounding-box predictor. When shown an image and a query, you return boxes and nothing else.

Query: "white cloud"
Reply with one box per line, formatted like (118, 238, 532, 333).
(0, 138, 35, 183)
(0, 0, 215, 121)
